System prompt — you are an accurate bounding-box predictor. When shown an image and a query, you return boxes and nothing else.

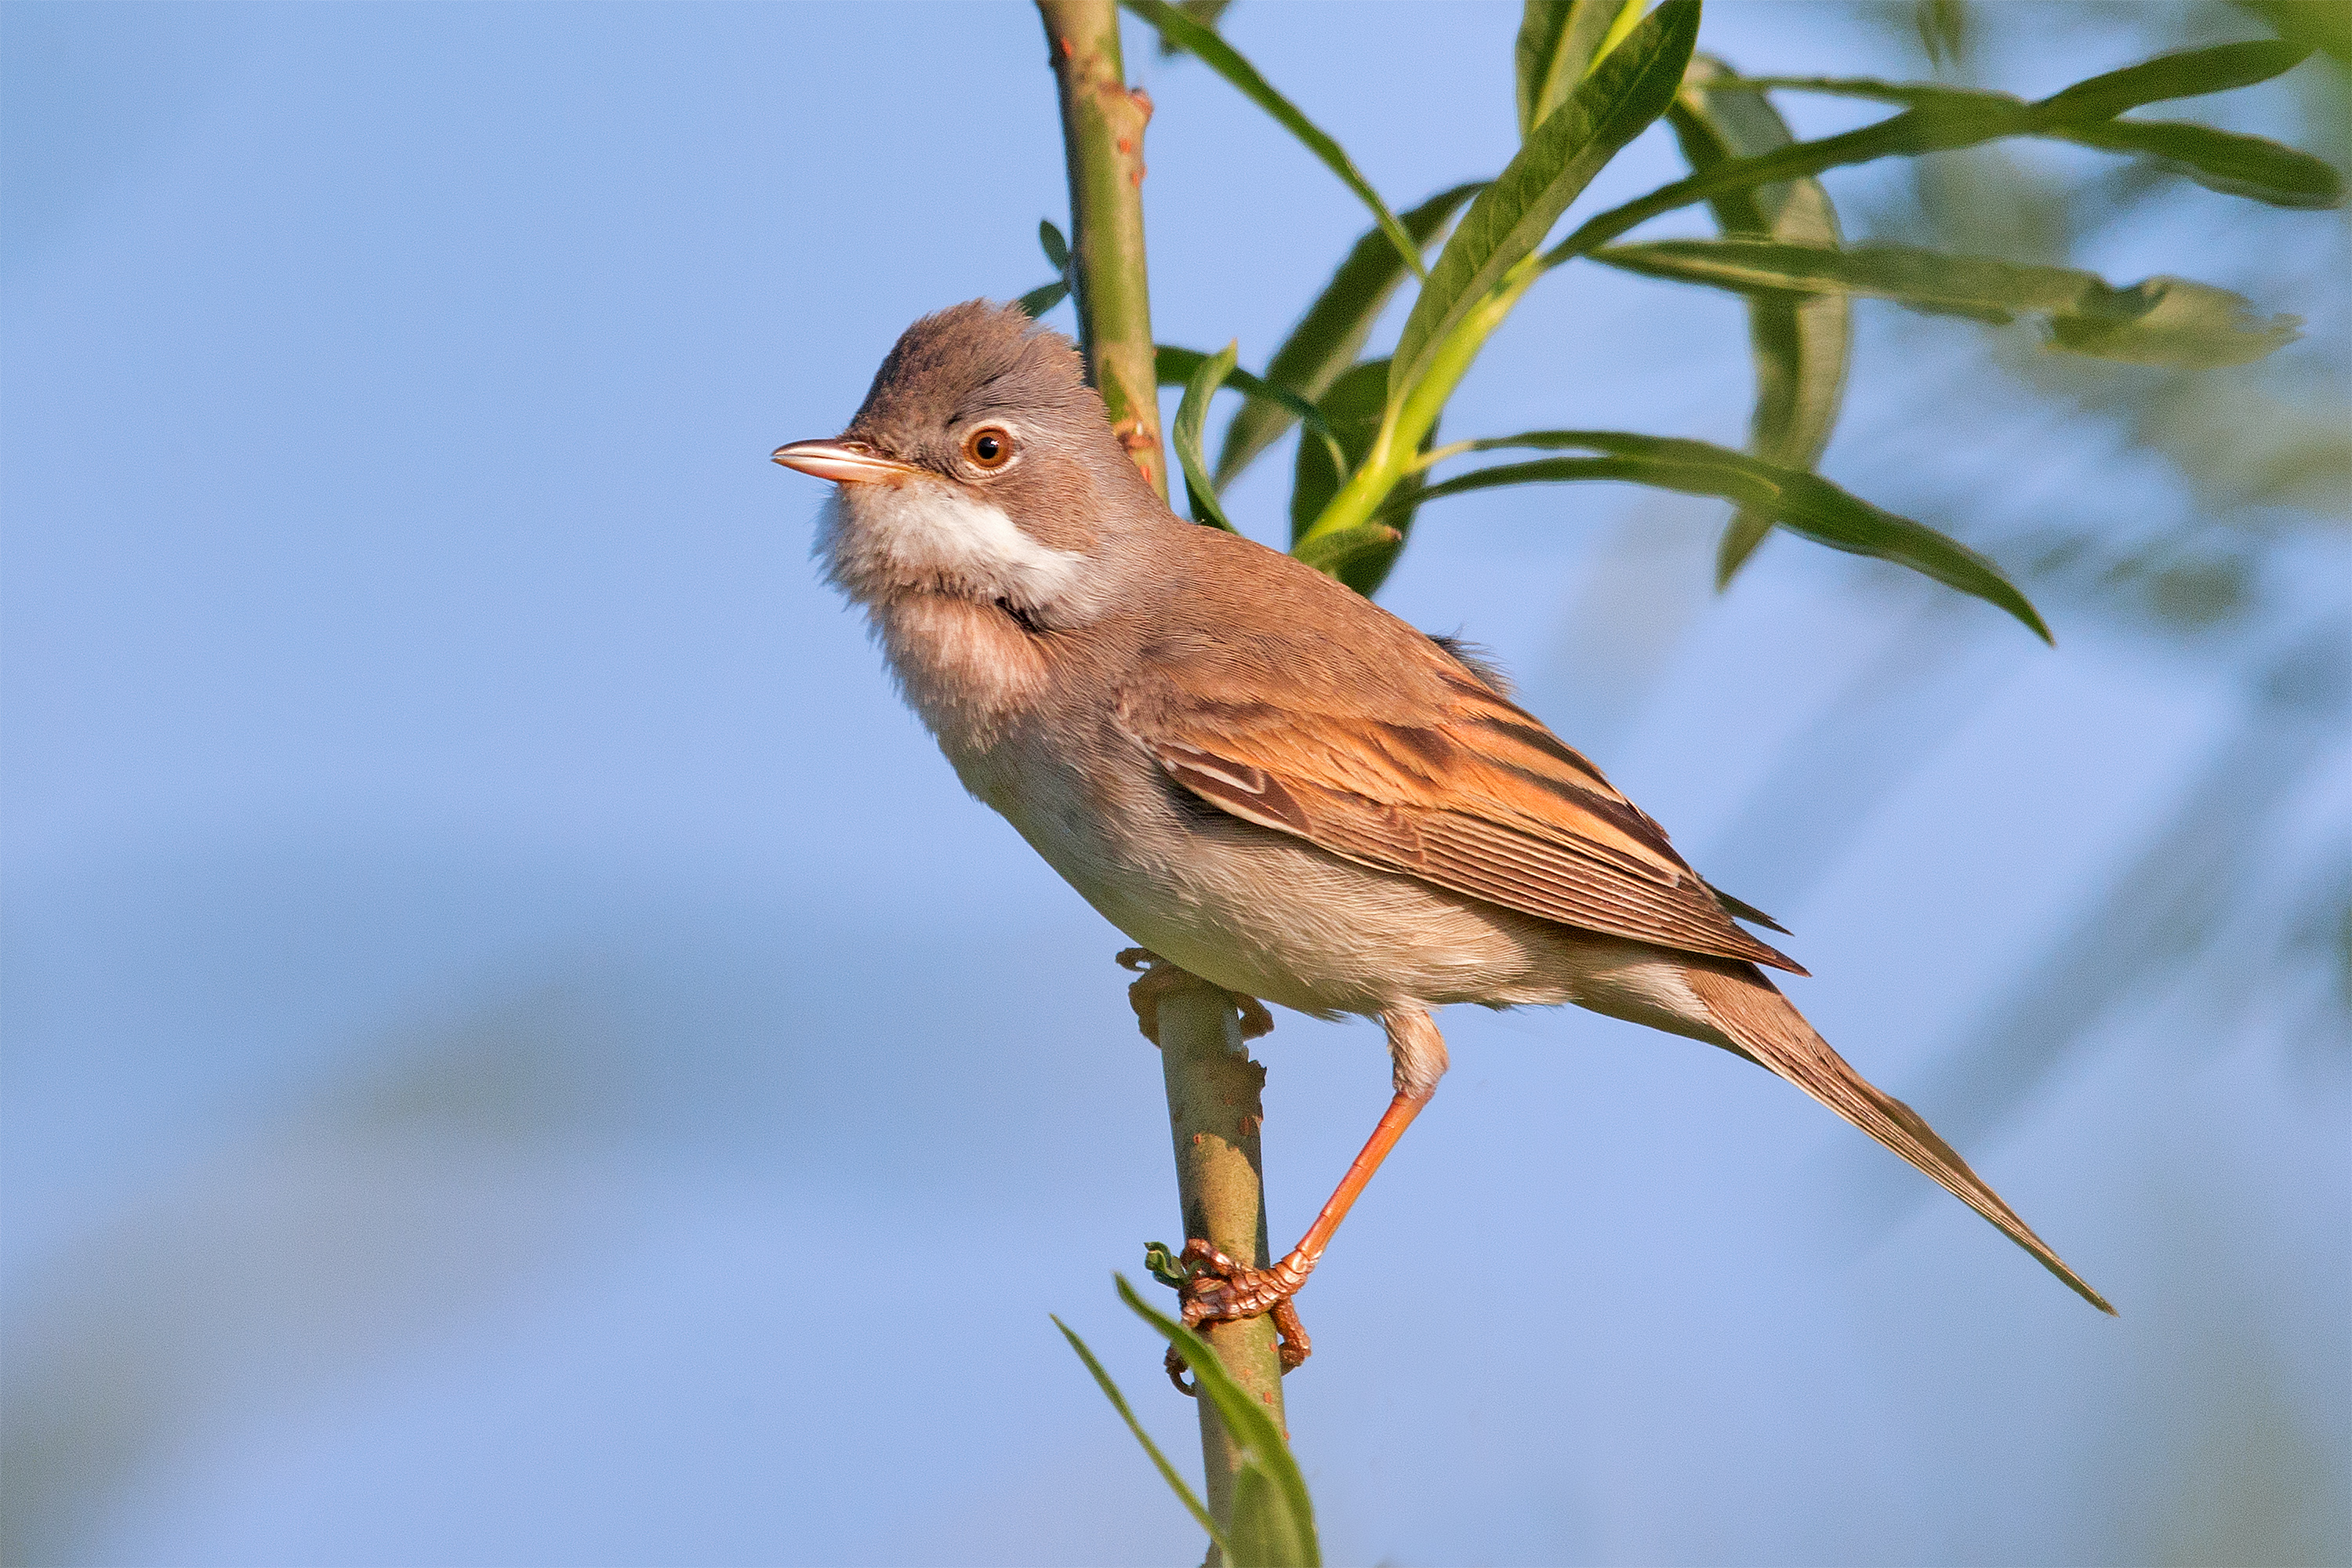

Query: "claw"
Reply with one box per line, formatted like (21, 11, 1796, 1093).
(1118, 948, 1272, 1047)
(1174, 1237, 1312, 1373)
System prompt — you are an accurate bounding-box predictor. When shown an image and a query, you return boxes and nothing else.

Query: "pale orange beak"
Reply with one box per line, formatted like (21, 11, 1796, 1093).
(769, 438, 922, 484)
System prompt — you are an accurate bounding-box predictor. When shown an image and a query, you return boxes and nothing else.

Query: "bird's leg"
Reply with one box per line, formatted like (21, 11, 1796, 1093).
(1118, 947, 1272, 1045)
(1175, 1007, 1447, 1370)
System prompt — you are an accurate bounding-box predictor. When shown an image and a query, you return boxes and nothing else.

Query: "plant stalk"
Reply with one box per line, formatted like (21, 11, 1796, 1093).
(1038, 0, 1167, 501)
(1303, 261, 1542, 543)
(1035, 0, 1288, 1535)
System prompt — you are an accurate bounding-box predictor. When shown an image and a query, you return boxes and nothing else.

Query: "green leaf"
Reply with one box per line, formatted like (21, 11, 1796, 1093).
(1150, 0, 1233, 56)
(1214, 181, 1483, 489)
(1038, 218, 1071, 272)
(2033, 37, 2315, 119)
(1052, 1315, 1230, 1558)
(1515, 0, 1648, 138)
(1291, 521, 1405, 586)
(1174, 340, 1240, 529)
(1142, 1241, 1192, 1288)
(1116, 1276, 1320, 1568)
(1415, 431, 2053, 641)
(1546, 39, 2325, 262)
(1721, 72, 2343, 209)
(1593, 239, 2300, 368)
(2237, 0, 2352, 67)
(1158, 345, 1348, 480)
(1391, 0, 1700, 409)
(1015, 279, 1071, 319)
(1120, 0, 1425, 279)
(1666, 54, 1853, 586)
(1289, 360, 1425, 596)
(2054, 118, 2343, 209)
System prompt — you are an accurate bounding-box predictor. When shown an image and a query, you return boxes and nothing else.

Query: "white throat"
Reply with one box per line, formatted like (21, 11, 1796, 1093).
(818, 483, 1094, 620)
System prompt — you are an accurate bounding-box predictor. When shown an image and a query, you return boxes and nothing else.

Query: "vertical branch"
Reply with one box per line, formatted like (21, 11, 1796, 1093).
(1156, 979, 1290, 1530)
(1034, 0, 1288, 1537)
(1037, 0, 1167, 500)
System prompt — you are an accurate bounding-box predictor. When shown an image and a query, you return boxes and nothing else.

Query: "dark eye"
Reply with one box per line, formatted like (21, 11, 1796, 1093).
(964, 426, 1014, 470)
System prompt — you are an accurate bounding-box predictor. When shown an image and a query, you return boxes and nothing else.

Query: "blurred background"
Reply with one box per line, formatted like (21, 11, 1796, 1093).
(2, 2, 2344, 1563)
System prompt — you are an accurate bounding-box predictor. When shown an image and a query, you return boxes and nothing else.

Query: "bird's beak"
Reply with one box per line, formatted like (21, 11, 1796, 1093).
(770, 438, 921, 485)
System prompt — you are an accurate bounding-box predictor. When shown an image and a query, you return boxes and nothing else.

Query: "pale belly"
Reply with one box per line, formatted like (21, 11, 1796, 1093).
(956, 742, 1572, 1019)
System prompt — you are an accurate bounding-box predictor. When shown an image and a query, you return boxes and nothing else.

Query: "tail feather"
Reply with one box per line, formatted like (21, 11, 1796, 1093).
(1684, 963, 2115, 1316)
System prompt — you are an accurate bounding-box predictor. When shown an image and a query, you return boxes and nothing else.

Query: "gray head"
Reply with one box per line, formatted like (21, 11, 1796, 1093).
(773, 301, 1170, 627)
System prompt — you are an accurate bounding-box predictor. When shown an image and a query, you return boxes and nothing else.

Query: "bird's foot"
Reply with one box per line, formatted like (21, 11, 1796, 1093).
(1116, 948, 1272, 1046)
(1160, 1237, 1312, 1392)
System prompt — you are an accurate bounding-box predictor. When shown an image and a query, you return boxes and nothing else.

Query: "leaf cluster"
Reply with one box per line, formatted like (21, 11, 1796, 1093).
(1015, 0, 2339, 639)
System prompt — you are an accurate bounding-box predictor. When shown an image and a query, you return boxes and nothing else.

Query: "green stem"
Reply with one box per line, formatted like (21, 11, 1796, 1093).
(1301, 260, 1541, 545)
(1034, 3, 1287, 1542)
(1156, 981, 1288, 1548)
(1038, 0, 1168, 500)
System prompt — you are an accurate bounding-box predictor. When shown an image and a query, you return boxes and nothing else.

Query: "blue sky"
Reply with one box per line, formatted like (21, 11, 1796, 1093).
(4, 4, 2346, 1564)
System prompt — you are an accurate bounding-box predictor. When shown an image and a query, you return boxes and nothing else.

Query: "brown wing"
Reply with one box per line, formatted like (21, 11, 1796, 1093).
(1120, 635, 1804, 975)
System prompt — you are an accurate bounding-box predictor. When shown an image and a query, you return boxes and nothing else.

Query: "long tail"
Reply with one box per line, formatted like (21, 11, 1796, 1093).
(1682, 961, 2115, 1315)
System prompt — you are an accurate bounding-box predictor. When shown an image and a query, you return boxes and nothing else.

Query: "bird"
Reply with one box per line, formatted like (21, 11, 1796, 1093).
(771, 299, 2114, 1362)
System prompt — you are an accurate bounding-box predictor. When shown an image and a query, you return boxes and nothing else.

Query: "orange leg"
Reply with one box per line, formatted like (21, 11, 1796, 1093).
(1175, 1007, 1447, 1372)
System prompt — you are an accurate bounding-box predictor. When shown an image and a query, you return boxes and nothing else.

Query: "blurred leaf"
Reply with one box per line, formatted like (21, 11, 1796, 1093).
(1038, 218, 1071, 271)
(1515, 0, 1647, 138)
(1290, 359, 1426, 595)
(1152, 0, 1233, 56)
(1595, 240, 2301, 367)
(1214, 181, 1483, 489)
(1174, 340, 1240, 529)
(1016, 279, 1071, 318)
(1913, 0, 1970, 68)
(2036, 37, 2316, 119)
(1052, 1315, 1229, 1555)
(1158, 345, 1348, 478)
(1417, 430, 2053, 639)
(2234, 0, 2352, 66)
(1728, 73, 2343, 208)
(1117, 1275, 1320, 1568)
(1668, 55, 1853, 586)
(1548, 39, 2325, 260)
(1120, 0, 1425, 278)
(1392, 0, 1699, 409)
(2056, 118, 2343, 208)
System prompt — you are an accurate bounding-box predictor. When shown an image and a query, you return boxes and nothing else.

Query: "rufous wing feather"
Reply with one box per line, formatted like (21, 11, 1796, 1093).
(1123, 652, 1805, 973)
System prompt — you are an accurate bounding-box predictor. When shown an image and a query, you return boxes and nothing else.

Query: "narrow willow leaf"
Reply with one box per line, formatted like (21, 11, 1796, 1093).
(1038, 218, 1071, 271)
(1289, 360, 1427, 595)
(1158, 345, 1348, 478)
(1116, 1276, 1320, 1568)
(2238, 0, 2352, 67)
(1214, 181, 1484, 489)
(1595, 240, 2300, 368)
(1667, 53, 1853, 586)
(2056, 118, 2343, 209)
(1417, 431, 2052, 641)
(1515, 0, 1647, 138)
(2034, 37, 2314, 119)
(1052, 1316, 1230, 1557)
(1174, 341, 1240, 529)
(1392, 0, 1699, 409)
(1546, 39, 2322, 262)
(1016, 280, 1071, 319)
(1151, 0, 1232, 56)
(1121, 0, 1425, 278)
(1292, 521, 1405, 584)
(1726, 73, 2344, 209)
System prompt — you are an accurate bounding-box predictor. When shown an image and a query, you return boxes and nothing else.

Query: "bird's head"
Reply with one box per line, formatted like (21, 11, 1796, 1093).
(773, 300, 1167, 626)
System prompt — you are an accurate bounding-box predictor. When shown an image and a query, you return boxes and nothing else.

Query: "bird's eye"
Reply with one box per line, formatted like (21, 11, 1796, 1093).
(964, 426, 1014, 470)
